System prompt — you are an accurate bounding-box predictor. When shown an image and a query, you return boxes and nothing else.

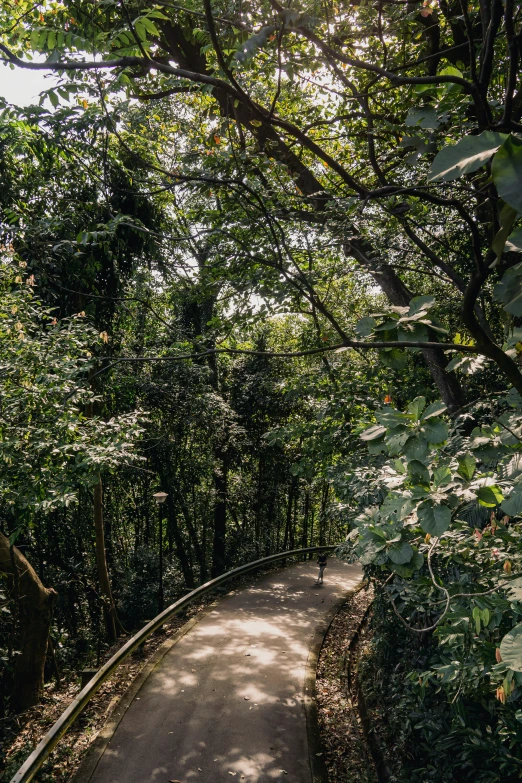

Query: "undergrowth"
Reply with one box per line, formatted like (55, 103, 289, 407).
(359, 591, 522, 783)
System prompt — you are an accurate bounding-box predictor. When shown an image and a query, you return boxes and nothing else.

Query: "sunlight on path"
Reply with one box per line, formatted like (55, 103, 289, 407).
(82, 558, 362, 783)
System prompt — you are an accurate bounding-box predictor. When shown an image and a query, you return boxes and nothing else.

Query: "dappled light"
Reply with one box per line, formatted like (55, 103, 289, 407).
(88, 560, 361, 783)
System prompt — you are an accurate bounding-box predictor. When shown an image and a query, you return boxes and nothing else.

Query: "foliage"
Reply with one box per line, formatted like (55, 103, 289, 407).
(0, 252, 144, 527)
(1, 0, 522, 772)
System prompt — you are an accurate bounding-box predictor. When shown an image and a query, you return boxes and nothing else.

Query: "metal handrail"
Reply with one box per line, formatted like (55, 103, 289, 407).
(11, 545, 336, 783)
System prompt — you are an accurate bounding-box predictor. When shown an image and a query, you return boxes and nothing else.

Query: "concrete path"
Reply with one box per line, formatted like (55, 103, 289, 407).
(83, 558, 362, 783)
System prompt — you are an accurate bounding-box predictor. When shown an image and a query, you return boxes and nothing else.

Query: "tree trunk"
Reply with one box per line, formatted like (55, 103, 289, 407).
(319, 481, 330, 546)
(283, 476, 297, 551)
(211, 453, 228, 578)
(0, 532, 56, 713)
(93, 477, 117, 644)
(345, 237, 465, 411)
(302, 487, 310, 550)
(165, 493, 195, 588)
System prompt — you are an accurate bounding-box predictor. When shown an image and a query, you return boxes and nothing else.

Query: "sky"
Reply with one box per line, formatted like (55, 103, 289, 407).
(0, 64, 57, 106)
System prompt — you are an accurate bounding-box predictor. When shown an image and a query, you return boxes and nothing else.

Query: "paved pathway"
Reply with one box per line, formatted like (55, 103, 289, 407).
(82, 558, 362, 783)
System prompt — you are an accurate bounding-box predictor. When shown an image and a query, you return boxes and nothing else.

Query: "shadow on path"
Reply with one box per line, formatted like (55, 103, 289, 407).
(85, 558, 362, 783)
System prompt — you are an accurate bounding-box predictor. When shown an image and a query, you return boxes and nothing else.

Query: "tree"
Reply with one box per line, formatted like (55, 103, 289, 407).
(2, 0, 521, 401)
(0, 254, 143, 710)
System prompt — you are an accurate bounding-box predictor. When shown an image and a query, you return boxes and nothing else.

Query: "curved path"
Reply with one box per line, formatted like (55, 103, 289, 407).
(77, 558, 362, 783)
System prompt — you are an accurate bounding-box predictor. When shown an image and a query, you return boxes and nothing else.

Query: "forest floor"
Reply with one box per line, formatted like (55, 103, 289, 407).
(316, 586, 378, 783)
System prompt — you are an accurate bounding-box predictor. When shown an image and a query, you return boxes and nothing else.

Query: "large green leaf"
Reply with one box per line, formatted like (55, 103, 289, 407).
(491, 204, 518, 260)
(397, 322, 429, 347)
(502, 489, 522, 517)
(406, 106, 439, 130)
(477, 484, 504, 507)
(388, 540, 414, 564)
(360, 424, 387, 441)
(422, 401, 447, 420)
(386, 429, 410, 454)
(428, 131, 506, 183)
(408, 459, 430, 485)
(355, 316, 377, 337)
(422, 418, 449, 443)
(506, 577, 522, 602)
(457, 454, 476, 481)
(494, 262, 522, 316)
(408, 295, 436, 315)
(407, 396, 426, 420)
(500, 623, 522, 672)
(404, 436, 429, 460)
(492, 135, 522, 214)
(391, 548, 424, 578)
(379, 348, 408, 370)
(506, 226, 522, 253)
(417, 502, 451, 536)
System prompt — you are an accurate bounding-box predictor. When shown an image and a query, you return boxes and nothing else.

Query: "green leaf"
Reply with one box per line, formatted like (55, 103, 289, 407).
(394, 459, 407, 474)
(422, 401, 447, 420)
(506, 577, 522, 601)
(379, 348, 408, 370)
(138, 16, 160, 35)
(407, 396, 426, 420)
(418, 502, 451, 536)
(381, 494, 416, 521)
(433, 465, 452, 487)
(506, 387, 522, 408)
(428, 131, 506, 182)
(477, 484, 504, 507)
(359, 539, 387, 565)
(500, 623, 522, 672)
(473, 606, 481, 634)
(397, 322, 429, 346)
(492, 135, 522, 214)
(404, 436, 429, 461)
(385, 428, 410, 455)
(355, 316, 376, 337)
(409, 548, 424, 572)
(502, 489, 522, 517)
(388, 540, 414, 564)
(494, 261, 522, 317)
(406, 106, 439, 130)
(133, 20, 147, 41)
(457, 454, 476, 481)
(492, 204, 519, 260)
(506, 226, 522, 253)
(422, 418, 448, 443)
(408, 459, 430, 485)
(360, 424, 387, 441)
(408, 295, 436, 316)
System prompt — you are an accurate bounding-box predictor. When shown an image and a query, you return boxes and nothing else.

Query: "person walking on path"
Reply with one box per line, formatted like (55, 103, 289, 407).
(316, 552, 328, 584)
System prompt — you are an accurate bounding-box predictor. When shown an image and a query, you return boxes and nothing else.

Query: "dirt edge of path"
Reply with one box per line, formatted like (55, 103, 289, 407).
(315, 587, 376, 783)
(304, 580, 365, 783)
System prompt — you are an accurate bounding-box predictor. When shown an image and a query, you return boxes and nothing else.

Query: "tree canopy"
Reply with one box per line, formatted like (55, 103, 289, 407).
(1, 0, 522, 778)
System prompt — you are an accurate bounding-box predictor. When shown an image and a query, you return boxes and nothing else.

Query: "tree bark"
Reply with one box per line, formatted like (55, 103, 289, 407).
(158, 22, 465, 410)
(165, 492, 195, 588)
(345, 236, 465, 411)
(0, 531, 57, 713)
(93, 477, 117, 644)
(211, 453, 228, 577)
